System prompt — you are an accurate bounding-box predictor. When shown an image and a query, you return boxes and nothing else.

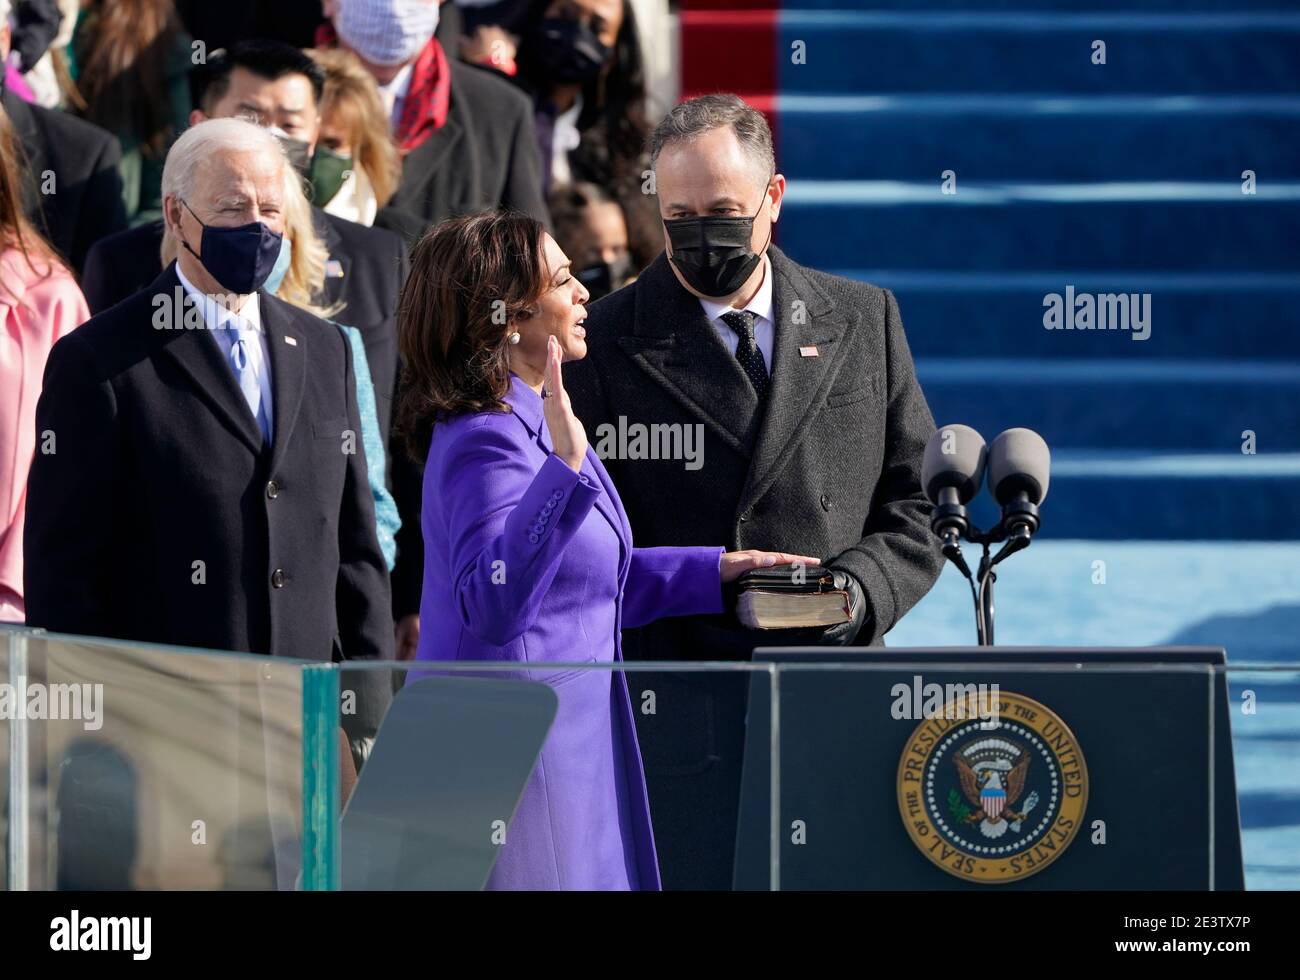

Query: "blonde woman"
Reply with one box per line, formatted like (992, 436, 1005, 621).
(306, 48, 402, 227)
(159, 161, 400, 568)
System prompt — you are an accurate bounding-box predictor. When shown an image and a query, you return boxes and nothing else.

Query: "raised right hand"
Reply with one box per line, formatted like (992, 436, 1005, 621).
(542, 335, 588, 473)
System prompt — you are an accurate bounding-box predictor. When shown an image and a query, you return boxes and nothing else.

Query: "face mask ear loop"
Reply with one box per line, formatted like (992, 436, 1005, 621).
(178, 199, 204, 264)
(755, 169, 776, 251)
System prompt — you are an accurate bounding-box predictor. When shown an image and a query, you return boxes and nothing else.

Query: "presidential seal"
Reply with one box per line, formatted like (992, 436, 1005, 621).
(896, 690, 1088, 883)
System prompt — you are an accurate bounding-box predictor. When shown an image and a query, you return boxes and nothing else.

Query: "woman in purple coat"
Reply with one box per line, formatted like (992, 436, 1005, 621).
(396, 212, 811, 890)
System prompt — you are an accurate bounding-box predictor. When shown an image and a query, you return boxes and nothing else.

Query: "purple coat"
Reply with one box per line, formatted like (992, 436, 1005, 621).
(411, 374, 723, 889)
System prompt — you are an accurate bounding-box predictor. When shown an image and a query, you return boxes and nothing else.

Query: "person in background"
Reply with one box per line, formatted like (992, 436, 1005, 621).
(158, 156, 403, 573)
(68, 0, 193, 223)
(0, 0, 126, 274)
(514, 0, 641, 186)
(322, 0, 549, 230)
(7, 0, 66, 107)
(307, 47, 403, 227)
(548, 181, 633, 301)
(0, 103, 89, 622)
(455, 0, 529, 77)
(511, 0, 657, 264)
(175, 0, 327, 51)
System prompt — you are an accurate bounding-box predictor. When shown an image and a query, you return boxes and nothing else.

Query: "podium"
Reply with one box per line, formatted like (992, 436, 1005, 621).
(2, 629, 1268, 890)
(734, 647, 1244, 890)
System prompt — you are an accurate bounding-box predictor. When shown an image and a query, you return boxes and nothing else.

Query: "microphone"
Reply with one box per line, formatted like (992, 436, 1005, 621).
(921, 424, 987, 579)
(987, 428, 1051, 548)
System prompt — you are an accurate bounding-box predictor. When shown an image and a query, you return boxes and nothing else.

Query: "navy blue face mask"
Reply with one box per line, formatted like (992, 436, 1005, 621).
(180, 200, 285, 295)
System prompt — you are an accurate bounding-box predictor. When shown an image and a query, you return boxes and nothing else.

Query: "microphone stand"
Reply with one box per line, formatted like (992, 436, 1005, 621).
(950, 514, 1036, 647)
(976, 545, 995, 646)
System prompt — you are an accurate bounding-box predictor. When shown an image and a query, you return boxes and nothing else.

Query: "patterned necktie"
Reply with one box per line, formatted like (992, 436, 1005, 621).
(721, 309, 769, 402)
(230, 324, 271, 445)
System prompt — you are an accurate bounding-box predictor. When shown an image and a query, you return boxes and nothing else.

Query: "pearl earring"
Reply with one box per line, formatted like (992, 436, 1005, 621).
(507, 331, 521, 345)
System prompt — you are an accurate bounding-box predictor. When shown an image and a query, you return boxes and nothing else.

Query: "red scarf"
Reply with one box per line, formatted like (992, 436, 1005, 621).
(316, 24, 451, 154)
(393, 37, 451, 153)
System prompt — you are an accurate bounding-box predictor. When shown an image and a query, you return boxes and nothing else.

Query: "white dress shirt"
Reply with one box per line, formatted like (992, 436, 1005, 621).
(177, 263, 274, 440)
(379, 62, 416, 128)
(698, 252, 775, 371)
(550, 94, 584, 188)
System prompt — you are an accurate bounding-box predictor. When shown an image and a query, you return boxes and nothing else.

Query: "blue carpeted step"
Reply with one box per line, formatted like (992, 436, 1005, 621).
(916, 358, 1300, 450)
(777, 95, 1300, 181)
(1023, 451, 1300, 540)
(886, 539, 1300, 658)
(770, 12, 1300, 95)
(777, 183, 1300, 271)
(828, 271, 1300, 360)
(952, 450, 1300, 539)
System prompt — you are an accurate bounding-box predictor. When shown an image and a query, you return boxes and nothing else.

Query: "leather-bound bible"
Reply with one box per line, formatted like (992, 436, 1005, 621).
(735, 565, 853, 629)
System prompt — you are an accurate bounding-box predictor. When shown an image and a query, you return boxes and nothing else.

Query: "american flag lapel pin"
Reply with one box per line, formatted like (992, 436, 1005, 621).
(799, 345, 819, 357)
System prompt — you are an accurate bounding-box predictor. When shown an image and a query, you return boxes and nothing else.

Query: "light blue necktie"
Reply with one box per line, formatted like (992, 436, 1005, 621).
(230, 324, 271, 445)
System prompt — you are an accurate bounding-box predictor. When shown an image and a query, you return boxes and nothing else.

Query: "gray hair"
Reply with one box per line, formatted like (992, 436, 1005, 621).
(649, 94, 775, 185)
(161, 117, 287, 204)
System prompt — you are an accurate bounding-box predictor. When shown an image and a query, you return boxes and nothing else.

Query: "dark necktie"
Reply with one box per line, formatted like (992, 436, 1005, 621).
(721, 309, 769, 402)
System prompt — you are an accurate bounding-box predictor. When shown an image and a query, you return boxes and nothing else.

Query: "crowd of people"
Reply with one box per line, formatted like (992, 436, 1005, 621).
(2, 0, 942, 891)
(1, 0, 652, 639)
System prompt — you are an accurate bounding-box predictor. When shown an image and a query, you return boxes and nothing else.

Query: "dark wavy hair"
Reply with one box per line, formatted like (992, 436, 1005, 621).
(73, 0, 187, 158)
(516, 0, 650, 187)
(396, 211, 549, 462)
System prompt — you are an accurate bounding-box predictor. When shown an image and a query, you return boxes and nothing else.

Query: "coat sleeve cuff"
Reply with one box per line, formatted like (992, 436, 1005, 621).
(503, 453, 602, 549)
(833, 550, 895, 640)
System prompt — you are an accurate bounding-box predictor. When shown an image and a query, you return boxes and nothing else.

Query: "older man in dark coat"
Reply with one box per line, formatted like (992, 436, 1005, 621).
(26, 121, 393, 779)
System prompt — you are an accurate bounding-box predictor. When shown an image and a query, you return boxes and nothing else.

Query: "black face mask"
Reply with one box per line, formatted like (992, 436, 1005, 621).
(664, 203, 771, 298)
(576, 255, 632, 300)
(180, 201, 285, 295)
(530, 17, 611, 85)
